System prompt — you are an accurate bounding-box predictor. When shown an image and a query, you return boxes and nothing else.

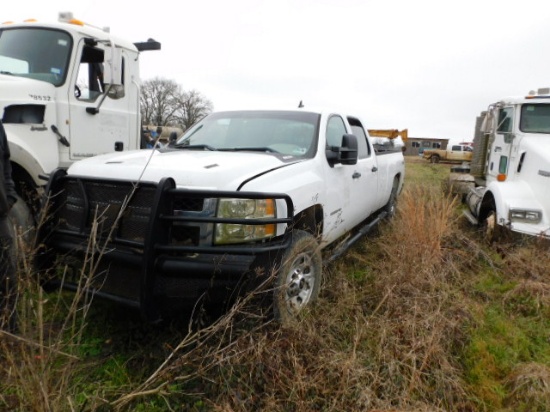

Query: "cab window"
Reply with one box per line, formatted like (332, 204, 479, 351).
(75, 43, 125, 101)
(497, 107, 514, 133)
(348, 117, 371, 158)
(326, 116, 347, 147)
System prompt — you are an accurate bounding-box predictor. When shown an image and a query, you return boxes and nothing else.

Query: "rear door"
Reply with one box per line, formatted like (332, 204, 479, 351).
(448, 145, 463, 161)
(347, 117, 380, 223)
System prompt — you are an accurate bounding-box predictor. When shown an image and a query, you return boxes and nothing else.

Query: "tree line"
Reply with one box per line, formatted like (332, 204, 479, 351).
(140, 77, 213, 132)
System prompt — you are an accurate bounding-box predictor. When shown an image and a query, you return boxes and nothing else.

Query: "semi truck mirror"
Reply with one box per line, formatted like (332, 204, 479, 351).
(104, 44, 122, 86)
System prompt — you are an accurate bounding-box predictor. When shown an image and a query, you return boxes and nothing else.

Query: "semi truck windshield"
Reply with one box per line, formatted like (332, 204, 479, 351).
(0, 27, 72, 86)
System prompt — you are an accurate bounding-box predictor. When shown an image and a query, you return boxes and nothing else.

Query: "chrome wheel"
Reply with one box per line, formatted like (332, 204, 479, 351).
(284, 252, 316, 313)
(274, 230, 322, 324)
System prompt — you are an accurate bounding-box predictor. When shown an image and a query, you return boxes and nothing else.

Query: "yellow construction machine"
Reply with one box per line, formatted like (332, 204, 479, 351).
(368, 129, 408, 141)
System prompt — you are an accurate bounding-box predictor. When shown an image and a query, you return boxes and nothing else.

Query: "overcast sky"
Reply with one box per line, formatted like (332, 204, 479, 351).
(4, 0, 550, 142)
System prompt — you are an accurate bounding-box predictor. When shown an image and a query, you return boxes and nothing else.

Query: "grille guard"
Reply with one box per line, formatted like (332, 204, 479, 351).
(37, 168, 294, 320)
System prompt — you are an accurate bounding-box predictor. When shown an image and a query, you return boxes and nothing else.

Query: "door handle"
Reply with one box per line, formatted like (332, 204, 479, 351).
(352, 172, 361, 179)
(371, 166, 378, 172)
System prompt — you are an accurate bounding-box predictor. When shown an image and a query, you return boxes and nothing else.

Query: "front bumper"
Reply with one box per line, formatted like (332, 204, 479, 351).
(37, 169, 294, 319)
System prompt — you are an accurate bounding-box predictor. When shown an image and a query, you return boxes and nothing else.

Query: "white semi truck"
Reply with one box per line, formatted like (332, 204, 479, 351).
(460, 87, 550, 241)
(0, 12, 159, 226)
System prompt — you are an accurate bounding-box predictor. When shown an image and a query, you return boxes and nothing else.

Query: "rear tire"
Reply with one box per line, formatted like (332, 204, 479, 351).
(431, 155, 440, 163)
(384, 178, 399, 218)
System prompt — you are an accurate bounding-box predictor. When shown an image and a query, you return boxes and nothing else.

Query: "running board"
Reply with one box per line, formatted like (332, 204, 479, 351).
(327, 211, 387, 263)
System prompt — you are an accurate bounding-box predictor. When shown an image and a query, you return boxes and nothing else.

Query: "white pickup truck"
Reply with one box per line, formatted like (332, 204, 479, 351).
(38, 109, 405, 322)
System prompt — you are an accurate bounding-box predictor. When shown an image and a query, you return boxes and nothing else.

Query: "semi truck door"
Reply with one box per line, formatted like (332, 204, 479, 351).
(68, 40, 131, 160)
(487, 107, 514, 182)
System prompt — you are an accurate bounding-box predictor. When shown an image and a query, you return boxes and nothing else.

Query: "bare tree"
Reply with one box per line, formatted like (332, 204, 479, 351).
(140, 77, 181, 127)
(140, 78, 213, 131)
(175, 89, 214, 130)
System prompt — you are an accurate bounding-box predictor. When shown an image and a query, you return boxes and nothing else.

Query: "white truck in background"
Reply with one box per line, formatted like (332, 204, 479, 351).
(456, 87, 550, 241)
(38, 109, 405, 323)
(0, 12, 159, 226)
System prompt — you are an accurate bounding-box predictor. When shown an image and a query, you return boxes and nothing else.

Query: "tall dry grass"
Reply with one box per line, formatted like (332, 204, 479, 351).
(0, 207, 121, 411)
(105, 183, 480, 411)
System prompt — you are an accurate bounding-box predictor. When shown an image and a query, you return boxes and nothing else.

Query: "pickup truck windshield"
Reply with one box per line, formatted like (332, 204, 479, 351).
(176, 111, 320, 158)
(520, 104, 550, 133)
(0, 27, 72, 86)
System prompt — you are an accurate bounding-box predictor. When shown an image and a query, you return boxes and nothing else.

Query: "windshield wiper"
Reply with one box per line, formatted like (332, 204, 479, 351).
(174, 144, 217, 151)
(221, 147, 280, 153)
(0, 70, 13, 76)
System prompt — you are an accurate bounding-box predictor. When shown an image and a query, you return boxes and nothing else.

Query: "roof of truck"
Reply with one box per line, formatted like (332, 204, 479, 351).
(499, 87, 550, 105)
(1, 18, 138, 52)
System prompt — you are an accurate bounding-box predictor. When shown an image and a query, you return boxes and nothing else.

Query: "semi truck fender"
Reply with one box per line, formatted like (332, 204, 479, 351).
(481, 181, 517, 225)
(481, 181, 537, 226)
(7, 133, 51, 187)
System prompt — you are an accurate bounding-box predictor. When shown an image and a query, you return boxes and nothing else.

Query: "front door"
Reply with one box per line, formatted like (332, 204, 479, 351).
(486, 106, 514, 183)
(68, 39, 132, 160)
(321, 115, 379, 244)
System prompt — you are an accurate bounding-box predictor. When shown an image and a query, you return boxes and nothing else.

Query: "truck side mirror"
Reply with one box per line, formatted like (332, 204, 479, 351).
(339, 134, 358, 165)
(325, 133, 358, 166)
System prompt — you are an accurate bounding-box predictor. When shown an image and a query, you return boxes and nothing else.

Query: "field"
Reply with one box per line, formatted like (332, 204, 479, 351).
(1, 156, 549, 411)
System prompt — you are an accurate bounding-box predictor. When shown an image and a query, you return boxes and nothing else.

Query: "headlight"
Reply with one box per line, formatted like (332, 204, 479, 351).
(509, 208, 542, 223)
(215, 198, 276, 244)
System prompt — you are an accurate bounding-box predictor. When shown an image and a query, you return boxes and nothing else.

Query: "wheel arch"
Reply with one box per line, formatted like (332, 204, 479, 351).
(292, 204, 323, 238)
(10, 161, 42, 217)
(479, 191, 497, 223)
(7, 136, 50, 188)
(392, 172, 403, 193)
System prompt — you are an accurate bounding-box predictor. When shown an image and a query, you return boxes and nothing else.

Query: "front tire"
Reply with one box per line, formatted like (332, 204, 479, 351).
(8, 194, 35, 244)
(273, 230, 322, 324)
(481, 208, 507, 244)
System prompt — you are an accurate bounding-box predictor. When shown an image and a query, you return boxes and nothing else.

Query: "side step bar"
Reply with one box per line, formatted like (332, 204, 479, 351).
(327, 211, 387, 263)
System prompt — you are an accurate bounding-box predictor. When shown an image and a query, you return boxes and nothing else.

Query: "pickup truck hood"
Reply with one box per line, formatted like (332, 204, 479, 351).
(67, 149, 301, 190)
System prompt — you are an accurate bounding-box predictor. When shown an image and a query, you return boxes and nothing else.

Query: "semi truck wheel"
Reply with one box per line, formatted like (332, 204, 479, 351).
(273, 230, 322, 324)
(481, 208, 507, 243)
(8, 194, 35, 244)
